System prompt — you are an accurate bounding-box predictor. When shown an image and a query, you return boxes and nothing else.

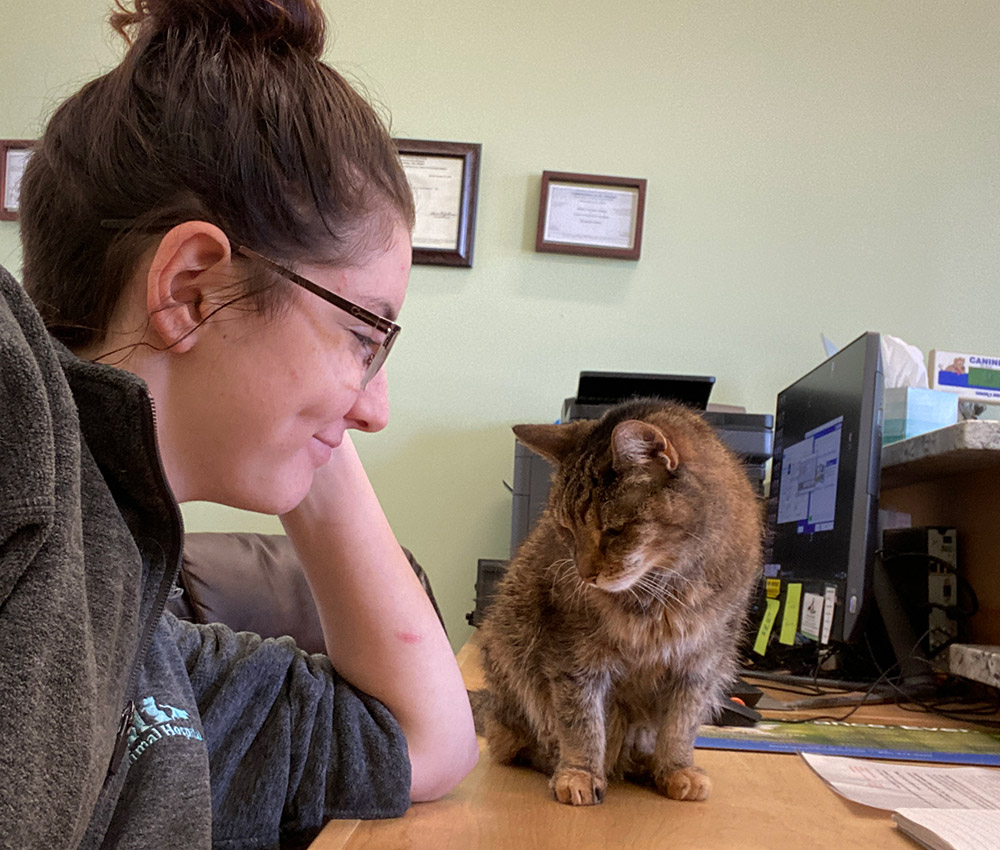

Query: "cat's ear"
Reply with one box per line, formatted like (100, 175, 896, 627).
(513, 421, 587, 464)
(612, 420, 681, 472)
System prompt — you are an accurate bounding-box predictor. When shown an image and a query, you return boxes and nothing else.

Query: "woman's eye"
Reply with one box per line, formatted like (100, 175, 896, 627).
(350, 330, 379, 359)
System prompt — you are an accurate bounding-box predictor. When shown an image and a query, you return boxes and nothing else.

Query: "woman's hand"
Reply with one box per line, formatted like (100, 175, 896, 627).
(279, 434, 478, 801)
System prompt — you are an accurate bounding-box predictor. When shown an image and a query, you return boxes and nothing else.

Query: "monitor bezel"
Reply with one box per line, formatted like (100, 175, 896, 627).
(767, 331, 884, 643)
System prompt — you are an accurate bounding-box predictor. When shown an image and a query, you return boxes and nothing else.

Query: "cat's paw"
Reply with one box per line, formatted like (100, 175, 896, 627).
(550, 767, 607, 806)
(656, 765, 711, 801)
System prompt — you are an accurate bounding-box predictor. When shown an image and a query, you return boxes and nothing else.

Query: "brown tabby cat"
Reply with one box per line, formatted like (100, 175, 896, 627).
(478, 398, 762, 806)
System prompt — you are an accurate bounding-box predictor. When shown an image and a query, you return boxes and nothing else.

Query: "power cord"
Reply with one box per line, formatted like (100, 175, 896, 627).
(768, 629, 1000, 728)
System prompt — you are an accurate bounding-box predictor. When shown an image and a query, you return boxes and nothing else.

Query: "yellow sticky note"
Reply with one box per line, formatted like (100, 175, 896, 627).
(766, 578, 781, 598)
(753, 597, 781, 656)
(779, 583, 802, 646)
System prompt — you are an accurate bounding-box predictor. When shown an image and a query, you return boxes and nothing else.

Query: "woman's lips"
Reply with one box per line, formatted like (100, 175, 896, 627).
(309, 434, 340, 465)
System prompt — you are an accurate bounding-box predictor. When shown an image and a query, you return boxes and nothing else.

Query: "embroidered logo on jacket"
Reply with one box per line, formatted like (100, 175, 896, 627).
(126, 696, 204, 765)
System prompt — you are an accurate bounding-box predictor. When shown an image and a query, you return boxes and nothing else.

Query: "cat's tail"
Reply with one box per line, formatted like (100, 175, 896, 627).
(468, 688, 554, 772)
(467, 688, 490, 735)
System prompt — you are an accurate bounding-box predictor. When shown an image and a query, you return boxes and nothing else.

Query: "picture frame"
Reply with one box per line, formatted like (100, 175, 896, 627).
(535, 170, 647, 261)
(1, 140, 34, 222)
(395, 139, 481, 267)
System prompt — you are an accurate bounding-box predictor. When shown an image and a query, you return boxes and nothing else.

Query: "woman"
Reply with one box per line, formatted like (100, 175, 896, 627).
(0, 0, 477, 847)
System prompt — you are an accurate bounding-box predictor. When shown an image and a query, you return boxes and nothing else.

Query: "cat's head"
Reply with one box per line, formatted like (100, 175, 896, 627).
(513, 400, 707, 596)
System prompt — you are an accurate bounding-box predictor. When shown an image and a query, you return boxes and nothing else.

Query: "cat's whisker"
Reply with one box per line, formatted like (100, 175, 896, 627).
(644, 574, 680, 600)
(664, 589, 695, 612)
(547, 557, 574, 577)
(632, 575, 655, 590)
(663, 568, 695, 583)
(647, 564, 695, 585)
(635, 573, 668, 593)
(635, 590, 663, 609)
(566, 576, 581, 603)
(552, 558, 580, 599)
(549, 558, 578, 595)
(632, 576, 656, 593)
(633, 573, 695, 612)
(632, 581, 668, 608)
(645, 568, 700, 603)
(558, 563, 592, 610)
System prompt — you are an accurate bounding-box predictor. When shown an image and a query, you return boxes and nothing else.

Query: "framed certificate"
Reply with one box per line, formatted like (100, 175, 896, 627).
(536, 171, 647, 261)
(1, 140, 34, 222)
(396, 139, 481, 267)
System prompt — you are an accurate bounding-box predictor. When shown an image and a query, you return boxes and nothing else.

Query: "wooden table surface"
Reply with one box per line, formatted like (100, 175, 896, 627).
(308, 635, 985, 850)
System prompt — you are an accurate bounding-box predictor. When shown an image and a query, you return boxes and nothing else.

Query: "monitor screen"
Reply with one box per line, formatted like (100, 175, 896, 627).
(765, 331, 884, 645)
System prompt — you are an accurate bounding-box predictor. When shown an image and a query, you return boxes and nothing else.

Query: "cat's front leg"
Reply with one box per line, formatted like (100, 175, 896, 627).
(549, 670, 610, 806)
(651, 676, 714, 802)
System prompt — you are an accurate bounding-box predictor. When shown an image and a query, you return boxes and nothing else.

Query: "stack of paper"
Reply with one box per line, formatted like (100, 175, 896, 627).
(801, 752, 1000, 850)
(892, 809, 1000, 850)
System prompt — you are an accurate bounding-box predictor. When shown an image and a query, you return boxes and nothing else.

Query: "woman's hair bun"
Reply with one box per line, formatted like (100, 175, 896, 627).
(111, 0, 326, 56)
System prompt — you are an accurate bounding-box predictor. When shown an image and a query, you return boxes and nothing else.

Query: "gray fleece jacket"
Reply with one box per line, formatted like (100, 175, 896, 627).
(0, 266, 411, 849)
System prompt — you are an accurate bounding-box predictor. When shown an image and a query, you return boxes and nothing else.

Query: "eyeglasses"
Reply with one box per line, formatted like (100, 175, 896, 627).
(234, 246, 401, 390)
(99, 219, 401, 389)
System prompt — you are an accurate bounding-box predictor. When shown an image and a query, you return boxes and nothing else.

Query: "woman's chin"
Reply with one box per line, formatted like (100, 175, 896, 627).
(207, 472, 315, 517)
(261, 481, 316, 516)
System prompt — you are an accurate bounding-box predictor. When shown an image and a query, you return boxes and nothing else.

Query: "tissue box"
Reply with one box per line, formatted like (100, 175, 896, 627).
(883, 387, 958, 444)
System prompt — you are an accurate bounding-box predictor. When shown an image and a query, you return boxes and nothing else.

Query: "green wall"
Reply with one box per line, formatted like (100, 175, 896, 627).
(3, 1, 998, 649)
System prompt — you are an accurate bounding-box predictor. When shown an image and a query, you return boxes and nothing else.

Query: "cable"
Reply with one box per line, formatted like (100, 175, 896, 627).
(875, 548, 980, 624)
(774, 668, 899, 724)
(763, 629, 1000, 729)
(761, 629, 934, 724)
(876, 549, 956, 572)
(743, 556, 999, 728)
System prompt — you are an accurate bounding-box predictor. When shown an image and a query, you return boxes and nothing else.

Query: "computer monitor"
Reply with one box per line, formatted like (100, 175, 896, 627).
(763, 332, 884, 654)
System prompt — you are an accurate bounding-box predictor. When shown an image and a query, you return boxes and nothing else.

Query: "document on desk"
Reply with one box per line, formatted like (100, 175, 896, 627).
(802, 753, 1000, 850)
(801, 752, 1000, 810)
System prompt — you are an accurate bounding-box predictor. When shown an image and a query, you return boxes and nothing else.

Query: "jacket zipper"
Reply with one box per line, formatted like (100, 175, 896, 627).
(107, 389, 184, 776)
(109, 700, 136, 774)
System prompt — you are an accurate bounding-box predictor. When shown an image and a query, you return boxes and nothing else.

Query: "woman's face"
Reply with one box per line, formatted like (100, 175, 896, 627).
(158, 220, 412, 513)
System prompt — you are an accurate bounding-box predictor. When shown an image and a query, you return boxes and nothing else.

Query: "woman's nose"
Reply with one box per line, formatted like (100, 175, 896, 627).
(346, 368, 390, 433)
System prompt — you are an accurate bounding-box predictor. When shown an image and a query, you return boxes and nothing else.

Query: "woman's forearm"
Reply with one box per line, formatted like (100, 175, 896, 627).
(280, 436, 478, 801)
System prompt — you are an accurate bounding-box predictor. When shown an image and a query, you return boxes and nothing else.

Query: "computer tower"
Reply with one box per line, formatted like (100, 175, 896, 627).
(881, 526, 961, 654)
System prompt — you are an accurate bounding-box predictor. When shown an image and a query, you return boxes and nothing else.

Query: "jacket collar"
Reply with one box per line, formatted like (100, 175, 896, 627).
(56, 343, 184, 580)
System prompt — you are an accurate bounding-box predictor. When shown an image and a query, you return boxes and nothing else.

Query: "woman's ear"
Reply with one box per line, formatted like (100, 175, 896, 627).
(145, 221, 234, 353)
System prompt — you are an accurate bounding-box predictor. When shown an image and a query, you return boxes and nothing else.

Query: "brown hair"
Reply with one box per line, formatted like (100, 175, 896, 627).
(19, 0, 415, 348)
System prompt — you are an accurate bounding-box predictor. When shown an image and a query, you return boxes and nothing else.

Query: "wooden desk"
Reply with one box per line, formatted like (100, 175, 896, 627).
(308, 637, 985, 850)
